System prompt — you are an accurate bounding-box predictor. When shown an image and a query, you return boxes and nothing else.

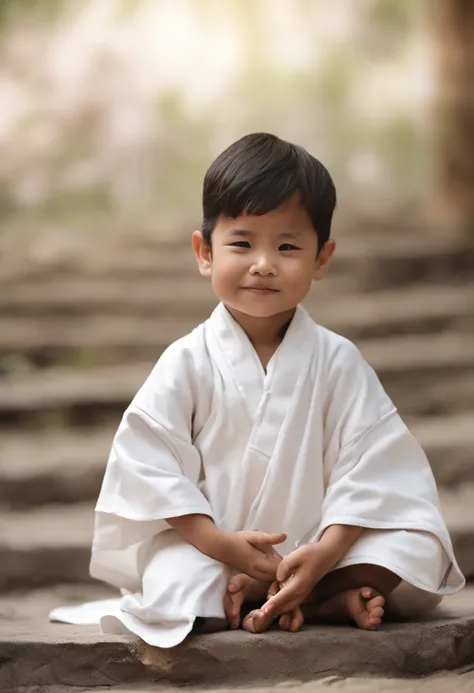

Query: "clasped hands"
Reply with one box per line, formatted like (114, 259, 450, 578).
(221, 529, 333, 618)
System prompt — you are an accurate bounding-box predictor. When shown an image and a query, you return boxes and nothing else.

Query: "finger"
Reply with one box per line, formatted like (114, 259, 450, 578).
(251, 565, 280, 582)
(267, 580, 279, 599)
(276, 555, 298, 583)
(267, 532, 287, 545)
(261, 583, 301, 617)
(251, 532, 287, 548)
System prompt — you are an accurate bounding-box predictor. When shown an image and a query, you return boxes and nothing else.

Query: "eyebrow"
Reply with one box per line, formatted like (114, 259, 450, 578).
(228, 229, 302, 239)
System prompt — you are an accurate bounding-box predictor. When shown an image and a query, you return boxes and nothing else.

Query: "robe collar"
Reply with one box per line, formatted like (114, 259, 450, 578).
(208, 302, 314, 419)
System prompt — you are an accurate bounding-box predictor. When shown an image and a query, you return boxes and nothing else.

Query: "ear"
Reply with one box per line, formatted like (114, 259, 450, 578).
(192, 230, 212, 277)
(313, 239, 336, 281)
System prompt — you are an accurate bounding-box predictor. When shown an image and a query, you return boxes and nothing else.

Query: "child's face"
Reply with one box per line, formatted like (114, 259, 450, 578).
(193, 195, 335, 319)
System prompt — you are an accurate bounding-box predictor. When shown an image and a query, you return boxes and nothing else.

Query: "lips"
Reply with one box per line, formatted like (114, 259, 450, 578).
(243, 286, 279, 293)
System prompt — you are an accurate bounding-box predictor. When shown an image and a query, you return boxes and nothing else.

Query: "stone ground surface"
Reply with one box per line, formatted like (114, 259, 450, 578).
(16, 676, 474, 693)
(1, 587, 474, 691)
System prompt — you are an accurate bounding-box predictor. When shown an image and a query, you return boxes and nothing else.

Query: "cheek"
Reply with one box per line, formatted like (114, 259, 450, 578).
(213, 252, 244, 274)
(210, 254, 243, 288)
(286, 260, 314, 285)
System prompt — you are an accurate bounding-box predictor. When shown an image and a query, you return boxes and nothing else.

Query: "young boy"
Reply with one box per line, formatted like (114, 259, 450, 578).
(69, 133, 463, 647)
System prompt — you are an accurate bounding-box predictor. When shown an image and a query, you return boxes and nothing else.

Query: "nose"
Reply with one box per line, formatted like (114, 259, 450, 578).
(249, 251, 278, 276)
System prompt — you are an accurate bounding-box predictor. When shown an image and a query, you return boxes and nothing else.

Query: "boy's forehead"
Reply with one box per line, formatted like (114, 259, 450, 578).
(215, 199, 315, 234)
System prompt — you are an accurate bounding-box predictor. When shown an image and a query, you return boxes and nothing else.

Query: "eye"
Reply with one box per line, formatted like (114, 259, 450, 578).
(229, 241, 250, 248)
(279, 243, 300, 251)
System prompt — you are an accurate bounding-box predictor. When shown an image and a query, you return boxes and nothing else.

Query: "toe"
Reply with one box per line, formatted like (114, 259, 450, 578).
(343, 589, 385, 631)
(369, 606, 384, 620)
(289, 608, 304, 633)
(368, 615, 382, 627)
(279, 613, 291, 630)
(227, 574, 248, 593)
(225, 576, 249, 629)
(367, 595, 385, 609)
(253, 609, 274, 633)
(224, 593, 240, 629)
(243, 609, 274, 634)
(223, 591, 232, 617)
(242, 610, 258, 634)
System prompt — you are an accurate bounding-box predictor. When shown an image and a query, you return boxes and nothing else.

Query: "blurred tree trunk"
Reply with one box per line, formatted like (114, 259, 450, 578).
(431, 0, 474, 236)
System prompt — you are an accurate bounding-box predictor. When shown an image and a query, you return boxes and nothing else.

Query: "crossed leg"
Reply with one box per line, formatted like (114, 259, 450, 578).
(303, 563, 401, 630)
(224, 563, 401, 633)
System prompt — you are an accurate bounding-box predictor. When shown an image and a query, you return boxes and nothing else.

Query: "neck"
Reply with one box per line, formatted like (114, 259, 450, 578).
(225, 305, 296, 350)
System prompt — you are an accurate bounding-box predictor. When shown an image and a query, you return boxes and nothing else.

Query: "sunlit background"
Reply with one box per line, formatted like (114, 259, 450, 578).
(0, 1, 474, 669)
(0, 0, 448, 243)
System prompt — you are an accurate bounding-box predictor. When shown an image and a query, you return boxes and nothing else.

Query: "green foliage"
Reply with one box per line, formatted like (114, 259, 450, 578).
(58, 347, 98, 370)
(0, 0, 66, 29)
(316, 50, 362, 108)
(370, 0, 413, 34)
(37, 187, 112, 222)
(0, 183, 18, 222)
(0, 0, 430, 241)
(114, 0, 143, 20)
(0, 353, 34, 376)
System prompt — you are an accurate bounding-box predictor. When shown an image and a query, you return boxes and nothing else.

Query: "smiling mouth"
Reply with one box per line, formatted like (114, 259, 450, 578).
(243, 286, 279, 293)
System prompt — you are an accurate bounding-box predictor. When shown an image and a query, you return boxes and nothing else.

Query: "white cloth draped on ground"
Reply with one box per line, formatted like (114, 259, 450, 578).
(49, 302, 465, 647)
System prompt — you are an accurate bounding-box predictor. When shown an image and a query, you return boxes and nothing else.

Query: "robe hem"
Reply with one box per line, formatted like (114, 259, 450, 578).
(101, 612, 196, 649)
(312, 516, 465, 593)
(93, 504, 214, 525)
(314, 516, 451, 543)
(331, 553, 463, 595)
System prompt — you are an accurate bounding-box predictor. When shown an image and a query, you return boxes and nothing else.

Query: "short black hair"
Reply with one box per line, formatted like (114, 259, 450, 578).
(201, 132, 336, 252)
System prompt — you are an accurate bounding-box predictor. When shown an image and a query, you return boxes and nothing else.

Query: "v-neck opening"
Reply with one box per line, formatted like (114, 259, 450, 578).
(207, 303, 313, 421)
(223, 305, 296, 376)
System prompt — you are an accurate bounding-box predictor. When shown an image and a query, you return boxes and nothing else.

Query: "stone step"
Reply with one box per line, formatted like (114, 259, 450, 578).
(0, 584, 473, 689)
(1, 414, 472, 509)
(0, 428, 112, 507)
(0, 504, 94, 591)
(1, 285, 473, 370)
(1, 489, 473, 592)
(0, 276, 217, 317)
(1, 229, 473, 291)
(0, 333, 473, 427)
(411, 413, 474, 488)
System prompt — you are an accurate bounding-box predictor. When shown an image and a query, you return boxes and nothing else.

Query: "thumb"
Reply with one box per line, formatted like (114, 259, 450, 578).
(266, 532, 287, 545)
(251, 532, 287, 549)
(250, 532, 286, 556)
(276, 554, 297, 583)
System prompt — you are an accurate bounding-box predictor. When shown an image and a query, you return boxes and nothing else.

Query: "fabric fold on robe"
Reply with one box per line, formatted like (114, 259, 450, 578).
(50, 302, 465, 646)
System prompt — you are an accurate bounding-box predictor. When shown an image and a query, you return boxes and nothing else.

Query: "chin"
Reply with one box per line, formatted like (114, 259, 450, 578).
(227, 300, 292, 319)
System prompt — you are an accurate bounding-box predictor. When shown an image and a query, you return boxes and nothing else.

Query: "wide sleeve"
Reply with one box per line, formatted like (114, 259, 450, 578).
(90, 338, 214, 590)
(316, 340, 456, 554)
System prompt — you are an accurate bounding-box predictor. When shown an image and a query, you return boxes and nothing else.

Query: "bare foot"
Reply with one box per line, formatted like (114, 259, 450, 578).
(310, 586, 385, 631)
(224, 574, 269, 629)
(278, 606, 305, 633)
(225, 575, 304, 634)
(241, 607, 276, 633)
(243, 580, 304, 634)
(345, 587, 385, 630)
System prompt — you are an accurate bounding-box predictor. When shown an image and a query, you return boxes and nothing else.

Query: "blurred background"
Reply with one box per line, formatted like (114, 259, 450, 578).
(0, 0, 473, 620)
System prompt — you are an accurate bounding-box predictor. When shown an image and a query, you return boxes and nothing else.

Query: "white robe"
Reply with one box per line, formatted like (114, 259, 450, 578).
(50, 303, 465, 646)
